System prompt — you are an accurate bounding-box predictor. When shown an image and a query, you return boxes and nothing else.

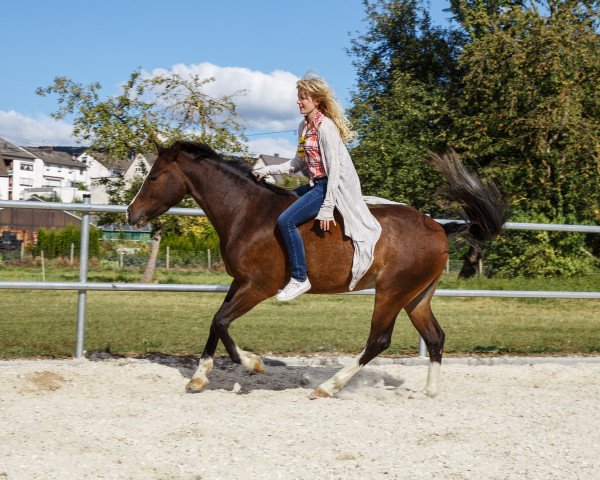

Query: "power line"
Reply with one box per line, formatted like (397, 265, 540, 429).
(0, 132, 50, 146)
(245, 129, 296, 137)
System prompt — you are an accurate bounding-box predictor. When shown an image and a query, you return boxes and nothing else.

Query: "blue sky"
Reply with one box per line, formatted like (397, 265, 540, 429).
(1, 0, 453, 157)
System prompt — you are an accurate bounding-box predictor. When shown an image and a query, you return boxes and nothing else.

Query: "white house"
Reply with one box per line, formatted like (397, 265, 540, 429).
(84, 152, 155, 204)
(0, 138, 41, 201)
(22, 147, 89, 203)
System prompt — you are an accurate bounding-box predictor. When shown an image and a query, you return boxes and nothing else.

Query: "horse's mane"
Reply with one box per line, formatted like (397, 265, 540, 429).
(172, 140, 293, 197)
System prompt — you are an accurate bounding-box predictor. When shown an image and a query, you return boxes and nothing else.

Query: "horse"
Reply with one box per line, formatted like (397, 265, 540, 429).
(126, 141, 508, 399)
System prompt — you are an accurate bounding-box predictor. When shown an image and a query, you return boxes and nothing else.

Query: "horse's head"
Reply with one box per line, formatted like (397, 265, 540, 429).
(126, 143, 188, 228)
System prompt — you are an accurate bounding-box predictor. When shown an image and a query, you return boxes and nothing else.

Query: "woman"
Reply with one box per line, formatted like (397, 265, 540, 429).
(253, 74, 381, 301)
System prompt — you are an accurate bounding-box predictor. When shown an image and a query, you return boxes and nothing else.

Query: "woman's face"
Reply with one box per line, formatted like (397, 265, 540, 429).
(297, 90, 319, 116)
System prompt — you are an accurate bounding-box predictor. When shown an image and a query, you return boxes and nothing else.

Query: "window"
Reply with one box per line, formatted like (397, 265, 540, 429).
(45, 178, 61, 187)
(20, 177, 33, 187)
(20, 163, 34, 171)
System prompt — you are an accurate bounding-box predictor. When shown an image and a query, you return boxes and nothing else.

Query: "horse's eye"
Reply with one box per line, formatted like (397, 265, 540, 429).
(149, 176, 158, 182)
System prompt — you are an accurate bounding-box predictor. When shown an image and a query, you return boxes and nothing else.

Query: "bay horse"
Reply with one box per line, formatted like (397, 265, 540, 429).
(127, 141, 508, 399)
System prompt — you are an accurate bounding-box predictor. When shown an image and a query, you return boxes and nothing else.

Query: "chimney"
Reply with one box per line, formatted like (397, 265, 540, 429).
(274, 153, 279, 157)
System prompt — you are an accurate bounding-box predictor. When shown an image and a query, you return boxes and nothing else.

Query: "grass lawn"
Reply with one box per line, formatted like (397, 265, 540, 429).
(0, 266, 598, 358)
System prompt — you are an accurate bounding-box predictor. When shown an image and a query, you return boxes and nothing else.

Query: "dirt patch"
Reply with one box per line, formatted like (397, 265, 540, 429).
(19, 371, 67, 393)
(1, 357, 599, 479)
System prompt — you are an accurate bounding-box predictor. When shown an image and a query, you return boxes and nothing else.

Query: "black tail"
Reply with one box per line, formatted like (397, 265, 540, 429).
(429, 151, 510, 248)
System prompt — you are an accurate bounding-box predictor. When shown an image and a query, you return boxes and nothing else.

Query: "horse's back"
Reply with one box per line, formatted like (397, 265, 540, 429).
(300, 203, 447, 293)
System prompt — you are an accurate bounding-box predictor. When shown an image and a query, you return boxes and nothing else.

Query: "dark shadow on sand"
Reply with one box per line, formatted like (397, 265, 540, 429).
(86, 351, 407, 395)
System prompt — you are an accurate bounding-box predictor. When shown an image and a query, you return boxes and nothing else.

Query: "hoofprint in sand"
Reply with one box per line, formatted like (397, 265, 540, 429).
(1, 356, 599, 480)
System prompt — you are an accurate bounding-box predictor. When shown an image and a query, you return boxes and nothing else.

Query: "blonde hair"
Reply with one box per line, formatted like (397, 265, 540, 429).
(296, 72, 356, 144)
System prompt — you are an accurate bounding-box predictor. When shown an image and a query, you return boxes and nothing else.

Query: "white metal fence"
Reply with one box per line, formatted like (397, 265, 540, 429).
(1, 197, 599, 358)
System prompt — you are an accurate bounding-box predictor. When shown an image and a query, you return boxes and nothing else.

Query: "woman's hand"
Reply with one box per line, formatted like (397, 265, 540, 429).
(252, 166, 270, 181)
(319, 219, 336, 231)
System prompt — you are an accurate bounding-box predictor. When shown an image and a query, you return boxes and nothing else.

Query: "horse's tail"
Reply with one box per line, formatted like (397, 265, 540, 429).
(428, 151, 510, 248)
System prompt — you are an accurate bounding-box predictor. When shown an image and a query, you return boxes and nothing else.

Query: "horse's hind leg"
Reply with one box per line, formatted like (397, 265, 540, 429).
(187, 280, 270, 392)
(309, 289, 409, 399)
(404, 279, 445, 398)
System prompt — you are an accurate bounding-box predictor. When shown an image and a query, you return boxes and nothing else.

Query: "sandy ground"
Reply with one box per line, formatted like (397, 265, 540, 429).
(1, 355, 599, 480)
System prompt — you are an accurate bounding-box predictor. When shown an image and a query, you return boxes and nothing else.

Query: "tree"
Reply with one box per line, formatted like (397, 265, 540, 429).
(38, 69, 247, 281)
(349, 0, 600, 276)
(450, 0, 600, 275)
(348, 0, 463, 212)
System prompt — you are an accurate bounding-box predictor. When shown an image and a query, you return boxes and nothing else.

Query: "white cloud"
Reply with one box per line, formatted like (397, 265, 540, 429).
(144, 62, 301, 132)
(246, 137, 296, 159)
(1, 63, 303, 150)
(0, 111, 75, 145)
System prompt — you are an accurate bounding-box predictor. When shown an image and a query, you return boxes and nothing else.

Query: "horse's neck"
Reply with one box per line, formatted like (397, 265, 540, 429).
(180, 157, 270, 241)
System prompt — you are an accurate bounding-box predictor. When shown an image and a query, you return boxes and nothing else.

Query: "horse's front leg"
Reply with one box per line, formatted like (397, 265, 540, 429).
(186, 280, 271, 392)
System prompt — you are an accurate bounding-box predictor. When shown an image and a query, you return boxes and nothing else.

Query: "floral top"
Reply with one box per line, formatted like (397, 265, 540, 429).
(297, 110, 326, 183)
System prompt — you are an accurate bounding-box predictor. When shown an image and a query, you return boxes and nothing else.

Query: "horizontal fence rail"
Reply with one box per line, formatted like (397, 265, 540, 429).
(1, 198, 598, 358)
(3, 199, 600, 232)
(0, 281, 598, 299)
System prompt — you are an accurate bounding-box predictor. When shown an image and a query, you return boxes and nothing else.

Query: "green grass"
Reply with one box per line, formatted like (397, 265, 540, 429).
(0, 266, 599, 358)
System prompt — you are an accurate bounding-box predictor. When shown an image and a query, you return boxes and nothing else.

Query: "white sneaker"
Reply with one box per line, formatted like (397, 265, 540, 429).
(276, 278, 312, 302)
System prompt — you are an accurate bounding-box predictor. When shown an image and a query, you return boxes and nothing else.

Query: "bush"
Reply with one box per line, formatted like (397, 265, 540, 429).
(34, 225, 101, 259)
(482, 211, 597, 277)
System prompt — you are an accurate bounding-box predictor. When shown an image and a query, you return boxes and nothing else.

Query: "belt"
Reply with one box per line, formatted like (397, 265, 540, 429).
(309, 175, 328, 186)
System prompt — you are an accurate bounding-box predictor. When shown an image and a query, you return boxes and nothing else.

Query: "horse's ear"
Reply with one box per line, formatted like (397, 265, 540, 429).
(149, 134, 163, 153)
(168, 141, 181, 161)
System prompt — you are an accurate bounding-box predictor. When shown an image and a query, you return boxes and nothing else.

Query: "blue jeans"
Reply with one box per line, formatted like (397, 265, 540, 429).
(278, 178, 328, 282)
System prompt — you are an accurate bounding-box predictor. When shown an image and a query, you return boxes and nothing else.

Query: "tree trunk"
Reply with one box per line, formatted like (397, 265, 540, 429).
(458, 245, 482, 279)
(142, 224, 162, 283)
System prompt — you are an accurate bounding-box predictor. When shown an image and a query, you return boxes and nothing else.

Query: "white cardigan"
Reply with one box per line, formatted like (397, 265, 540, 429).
(265, 116, 382, 290)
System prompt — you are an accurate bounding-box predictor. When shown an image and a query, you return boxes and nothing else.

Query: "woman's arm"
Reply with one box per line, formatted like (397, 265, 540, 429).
(253, 121, 304, 178)
(315, 120, 343, 221)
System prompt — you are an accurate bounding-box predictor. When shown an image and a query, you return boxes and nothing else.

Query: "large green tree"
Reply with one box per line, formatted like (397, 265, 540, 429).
(348, 0, 463, 213)
(451, 0, 600, 221)
(450, 0, 600, 275)
(348, 0, 600, 276)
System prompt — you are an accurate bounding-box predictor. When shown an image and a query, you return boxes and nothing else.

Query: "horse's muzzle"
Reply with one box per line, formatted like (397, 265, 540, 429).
(126, 206, 147, 228)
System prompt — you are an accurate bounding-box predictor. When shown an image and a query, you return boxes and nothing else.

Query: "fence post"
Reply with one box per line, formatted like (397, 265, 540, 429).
(75, 194, 91, 358)
(207, 249, 211, 270)
(478, 258, 483, 277)
(445, 257, 450, 274)
(20, 241, 25, 260)
(70, 243, 75, 266)
(166, 246, 170, 270)
(119, 251, 124, 269)
(41, 250, 45, 282)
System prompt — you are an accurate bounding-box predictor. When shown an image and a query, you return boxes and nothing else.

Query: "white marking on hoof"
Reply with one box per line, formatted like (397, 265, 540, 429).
(236, 347, 265, 374)
(187, 357, 213, 392)
(313, 349, 366, 398)
(308, 387, 331, 400)
(408, 362, 441, 399)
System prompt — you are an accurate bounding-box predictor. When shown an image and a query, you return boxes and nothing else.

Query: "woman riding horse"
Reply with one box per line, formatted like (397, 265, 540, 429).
(252, 74, 380, 301)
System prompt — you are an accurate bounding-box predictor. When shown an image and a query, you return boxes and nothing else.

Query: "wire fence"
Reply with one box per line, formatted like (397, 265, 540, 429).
(1, 198, 599, 358)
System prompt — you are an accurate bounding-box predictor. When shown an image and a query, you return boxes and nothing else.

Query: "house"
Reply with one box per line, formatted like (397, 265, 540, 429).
(253, 153, 307, 184)
(0, 138, 39, 201)
(0, 157, 8, 200)
(22, 146, 89, 203)
(84, 152, 156, 204)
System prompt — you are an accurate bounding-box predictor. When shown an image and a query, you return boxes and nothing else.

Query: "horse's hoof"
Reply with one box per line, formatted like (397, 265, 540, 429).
(252, 358, 265, 374)
(243, 356, 265, 374)
(186, 378, 208, 392)
(308, 387, 331, 400)
(409, 389, 437, 400)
